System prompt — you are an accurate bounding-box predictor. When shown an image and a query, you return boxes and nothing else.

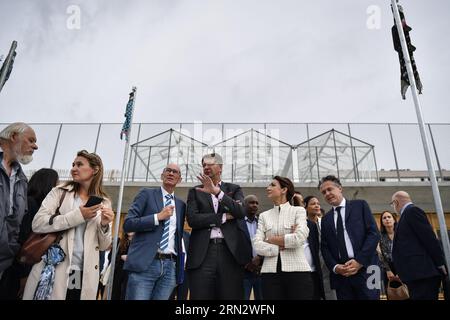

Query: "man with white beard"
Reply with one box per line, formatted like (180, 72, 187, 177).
(0, 122, 38, 299)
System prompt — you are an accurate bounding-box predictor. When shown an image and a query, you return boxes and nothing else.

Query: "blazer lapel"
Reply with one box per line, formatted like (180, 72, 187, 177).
(153, 188, 164, 213)
(198, 187, 215, 213)
(326, 209, 337, 236)
(344, 199, 351, 223)
(175, 197, 184, 230)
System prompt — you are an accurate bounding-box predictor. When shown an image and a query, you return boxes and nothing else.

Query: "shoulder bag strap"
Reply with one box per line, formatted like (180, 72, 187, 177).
(49, 189, 68, 225)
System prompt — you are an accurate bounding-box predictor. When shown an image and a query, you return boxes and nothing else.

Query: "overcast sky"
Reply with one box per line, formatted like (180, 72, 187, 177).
(0, 0, 449, 124)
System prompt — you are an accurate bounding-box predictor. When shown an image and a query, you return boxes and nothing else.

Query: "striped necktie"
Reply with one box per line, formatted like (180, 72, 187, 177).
(160, 194, 173, 251)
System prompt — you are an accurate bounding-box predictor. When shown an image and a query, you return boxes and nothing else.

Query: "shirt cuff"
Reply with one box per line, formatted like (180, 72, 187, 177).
(333, 264, 338, 274)
(154, 214, 159, 226)
(221, 213, 227, 224)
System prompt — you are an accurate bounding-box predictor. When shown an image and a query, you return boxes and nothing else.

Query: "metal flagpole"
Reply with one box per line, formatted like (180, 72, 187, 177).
(0, 40, 17, 93)
(391, 0, 450, 271)
(106, 87, 137, 300)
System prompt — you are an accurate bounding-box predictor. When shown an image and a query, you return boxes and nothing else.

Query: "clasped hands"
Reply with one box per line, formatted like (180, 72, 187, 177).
(335, 259, 363, 277)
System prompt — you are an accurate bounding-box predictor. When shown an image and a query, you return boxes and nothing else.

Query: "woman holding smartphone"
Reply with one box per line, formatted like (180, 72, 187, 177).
(23, 150, 114, 300)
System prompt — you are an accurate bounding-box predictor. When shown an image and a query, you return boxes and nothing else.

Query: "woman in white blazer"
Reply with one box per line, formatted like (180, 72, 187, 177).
(253, 176, 314, 299)
(23, 150, 114, 300)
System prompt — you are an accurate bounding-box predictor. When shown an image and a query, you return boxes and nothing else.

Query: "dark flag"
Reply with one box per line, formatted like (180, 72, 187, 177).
(0, 41, 17, 93)
(120, 87, 136, 141)
(391, 4, 422, 99)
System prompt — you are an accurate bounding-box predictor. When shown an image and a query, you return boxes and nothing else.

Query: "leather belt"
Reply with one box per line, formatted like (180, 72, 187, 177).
(154, 253, 176, 260)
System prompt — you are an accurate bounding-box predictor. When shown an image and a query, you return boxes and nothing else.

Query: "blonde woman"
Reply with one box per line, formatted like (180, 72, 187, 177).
(23, 150, 114, 300)
(253, 176, 313, 299)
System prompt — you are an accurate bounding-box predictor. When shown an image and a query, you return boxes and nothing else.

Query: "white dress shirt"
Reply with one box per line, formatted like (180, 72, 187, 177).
(154, 186, 177, 255)
(332, 198, 355, 273)
(303, 238, 316, 272)
(210, 182, 226, 239)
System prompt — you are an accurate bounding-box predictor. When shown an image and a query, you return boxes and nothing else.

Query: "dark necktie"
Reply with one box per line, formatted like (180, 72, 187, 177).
(336, 206, 349, 263)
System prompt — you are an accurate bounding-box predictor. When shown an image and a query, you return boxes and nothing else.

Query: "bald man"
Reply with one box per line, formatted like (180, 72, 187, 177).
(391, 191, 447, 300)
(123, 164, 186, 300)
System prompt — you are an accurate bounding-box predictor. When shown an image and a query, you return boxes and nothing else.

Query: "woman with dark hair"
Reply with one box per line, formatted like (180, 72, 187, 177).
(303, 195, 337, 300)
(23, 150, 114, 300)
(11, 169, 60, 298)
(253, 176, 313, 299)
(378, 210, 399, 298)
(291, 193, 324, 300)
(303, 196, 321, 223)
(20, 169, 60, 245)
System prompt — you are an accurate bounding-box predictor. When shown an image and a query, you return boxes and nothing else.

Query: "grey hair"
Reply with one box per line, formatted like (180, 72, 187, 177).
(0, 122, 31, 141)
(201, 152, 223, 165)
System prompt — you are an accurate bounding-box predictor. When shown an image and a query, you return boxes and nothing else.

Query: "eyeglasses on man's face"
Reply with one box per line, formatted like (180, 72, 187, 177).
(164, 167, 180, 175)
(389, 200, 396, 207)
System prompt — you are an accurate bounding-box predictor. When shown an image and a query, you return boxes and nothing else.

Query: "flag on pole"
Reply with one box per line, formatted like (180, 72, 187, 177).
(120, 87, 136, 141)
(0, 41, 18, 93)
(0, 51, 16, 82)
(391, 4, 422, 100)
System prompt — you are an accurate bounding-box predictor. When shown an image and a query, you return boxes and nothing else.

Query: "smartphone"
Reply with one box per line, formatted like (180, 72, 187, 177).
(84, 195, 104, 207)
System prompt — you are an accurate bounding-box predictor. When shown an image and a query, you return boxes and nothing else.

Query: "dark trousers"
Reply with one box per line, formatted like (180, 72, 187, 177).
(335, 270, 380, 300)
(243, 271, 263, 300)
(310, 271, 322, 300)
(188, 241, 244, 300)
(406, 276, 441, 300)
(261, 256, 315, 300)
(0, 264, 20, 300)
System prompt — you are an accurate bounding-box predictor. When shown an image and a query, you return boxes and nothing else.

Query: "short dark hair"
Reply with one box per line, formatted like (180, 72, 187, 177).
(318, 175, 342, 190)
(273, 176, 295, 203)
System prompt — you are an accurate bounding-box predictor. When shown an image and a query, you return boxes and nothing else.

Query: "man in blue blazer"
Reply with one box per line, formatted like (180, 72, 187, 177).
(123, 163, 186, 300)
(319, 175, 380, 300)
(391, 191, 447, 300)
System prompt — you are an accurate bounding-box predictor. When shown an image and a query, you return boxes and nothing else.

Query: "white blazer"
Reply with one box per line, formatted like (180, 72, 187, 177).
(253, 202, 311, 273)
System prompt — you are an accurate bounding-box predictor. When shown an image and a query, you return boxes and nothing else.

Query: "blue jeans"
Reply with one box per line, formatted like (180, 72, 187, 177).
(243, 272, 263, 300)
(125, 258, 176, 300)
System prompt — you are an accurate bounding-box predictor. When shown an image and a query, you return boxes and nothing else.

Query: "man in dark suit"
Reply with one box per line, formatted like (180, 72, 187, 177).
(391, 191, 447, 300)
(319, 175, 380, 300)
(123, 163, 186, 300)
(186, 153, 251, 299)
(239, 195, 263, 300)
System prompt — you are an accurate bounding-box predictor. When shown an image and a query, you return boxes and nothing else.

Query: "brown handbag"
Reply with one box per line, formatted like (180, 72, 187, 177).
(18, 190, 67, 265)
(387, 279, 410, 300)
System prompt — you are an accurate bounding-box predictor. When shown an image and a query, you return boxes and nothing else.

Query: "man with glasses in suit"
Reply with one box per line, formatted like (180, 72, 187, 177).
(123, 164, 186, 300)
